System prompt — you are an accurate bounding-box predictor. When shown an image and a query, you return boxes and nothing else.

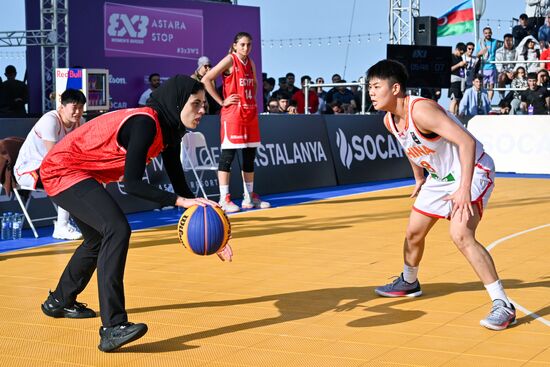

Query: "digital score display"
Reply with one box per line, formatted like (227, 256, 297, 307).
(386, 44, 452, 89)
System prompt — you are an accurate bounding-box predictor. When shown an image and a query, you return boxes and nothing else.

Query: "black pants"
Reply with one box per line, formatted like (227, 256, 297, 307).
(50, 179, 131, 327)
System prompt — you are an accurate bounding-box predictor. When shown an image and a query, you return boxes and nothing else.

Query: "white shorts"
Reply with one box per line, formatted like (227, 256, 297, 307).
(15, 169, 40, 190)
(413, 153, 495, 219)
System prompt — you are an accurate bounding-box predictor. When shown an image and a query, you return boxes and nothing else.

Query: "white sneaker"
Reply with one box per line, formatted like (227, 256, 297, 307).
(52, 221, 82, 240)
(480, 299, 517, 331)
(242, 192, 271, 209)
(219, 194, 240, 213)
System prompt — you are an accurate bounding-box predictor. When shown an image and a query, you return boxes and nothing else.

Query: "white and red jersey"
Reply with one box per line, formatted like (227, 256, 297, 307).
(384, 95, 485, 183)
(41, 107, 163, 197)
(220, 53, 260, 149)
(14, 110, 84, 189)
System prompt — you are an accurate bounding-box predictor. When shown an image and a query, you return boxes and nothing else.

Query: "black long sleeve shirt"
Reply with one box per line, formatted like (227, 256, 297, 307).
(117, 115, 194, 207)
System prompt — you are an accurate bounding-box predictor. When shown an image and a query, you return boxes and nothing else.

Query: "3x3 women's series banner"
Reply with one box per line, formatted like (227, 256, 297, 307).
(25, 0, 262, 114)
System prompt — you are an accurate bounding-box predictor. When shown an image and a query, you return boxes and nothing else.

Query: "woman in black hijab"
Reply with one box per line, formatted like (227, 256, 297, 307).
(39, 75, 232, 353)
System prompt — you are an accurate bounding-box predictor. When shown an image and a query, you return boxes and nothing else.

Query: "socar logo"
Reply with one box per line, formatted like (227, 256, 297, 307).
(335, 128, 353, 169)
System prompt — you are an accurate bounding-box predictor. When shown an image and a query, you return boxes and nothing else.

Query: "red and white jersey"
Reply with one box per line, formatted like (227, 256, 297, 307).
(384, 95, 485, 183)
(14, 110, 83, 189)
(41, 107, 164, 196)
(220, 53, 260, 149)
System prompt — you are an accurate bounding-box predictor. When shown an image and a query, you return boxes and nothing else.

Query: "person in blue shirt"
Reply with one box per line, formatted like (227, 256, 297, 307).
(459, 75, 492, 117)
(538, 11, 550, 43)
(477, 27, 498, 102)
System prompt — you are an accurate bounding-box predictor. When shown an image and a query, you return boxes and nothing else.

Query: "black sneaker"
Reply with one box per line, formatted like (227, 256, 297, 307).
(41, 291, 96, 319)
(98, 322, 148, 352)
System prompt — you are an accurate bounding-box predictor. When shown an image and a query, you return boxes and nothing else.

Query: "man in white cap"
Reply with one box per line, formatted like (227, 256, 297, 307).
(191, 56, 220, 114)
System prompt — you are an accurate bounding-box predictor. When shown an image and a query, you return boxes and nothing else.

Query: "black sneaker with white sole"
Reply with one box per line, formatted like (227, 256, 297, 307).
(98, 322, 148, 352)
(41, 291, 96, 319)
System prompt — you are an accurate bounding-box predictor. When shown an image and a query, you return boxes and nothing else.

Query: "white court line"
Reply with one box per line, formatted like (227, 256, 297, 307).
(486, 223, 550, 327)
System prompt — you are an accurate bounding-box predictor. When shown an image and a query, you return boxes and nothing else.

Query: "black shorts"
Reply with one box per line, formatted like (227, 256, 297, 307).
(448, 81, 463, 100)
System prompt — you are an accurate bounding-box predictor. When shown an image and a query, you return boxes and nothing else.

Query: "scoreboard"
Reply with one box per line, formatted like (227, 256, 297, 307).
(386, 44, 452, 89)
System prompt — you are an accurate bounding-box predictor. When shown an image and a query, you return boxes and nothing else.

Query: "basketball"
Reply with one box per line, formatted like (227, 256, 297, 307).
(177, 205, 231, 256)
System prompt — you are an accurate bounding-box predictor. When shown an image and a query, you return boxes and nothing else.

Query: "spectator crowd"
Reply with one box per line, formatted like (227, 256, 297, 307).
(2, 7, 549, 118)
(448, 10, 550, 116)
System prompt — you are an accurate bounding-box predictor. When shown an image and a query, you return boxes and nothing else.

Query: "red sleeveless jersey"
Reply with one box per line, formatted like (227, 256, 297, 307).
(41, 107, 164, 196)
(220, 53, 260, 149)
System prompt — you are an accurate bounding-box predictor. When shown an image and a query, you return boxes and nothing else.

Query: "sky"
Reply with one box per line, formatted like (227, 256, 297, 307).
(0, 0, 525, 95)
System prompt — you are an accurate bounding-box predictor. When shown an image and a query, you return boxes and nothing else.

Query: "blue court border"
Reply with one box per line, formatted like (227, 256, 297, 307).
(1, 173, 548, 254)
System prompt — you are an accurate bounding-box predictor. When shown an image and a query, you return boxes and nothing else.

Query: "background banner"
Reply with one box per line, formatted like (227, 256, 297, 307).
(0, 114, 413, 226)
(467, 115, 550, 174)
(25, 0, 262, 113)
(324, 115, 412, 185)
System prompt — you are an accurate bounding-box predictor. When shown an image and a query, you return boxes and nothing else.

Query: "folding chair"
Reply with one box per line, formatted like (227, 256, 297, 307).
(0, 137, 56, 239)
(12, 185, 56, 238)
(180, 132, 218, 199)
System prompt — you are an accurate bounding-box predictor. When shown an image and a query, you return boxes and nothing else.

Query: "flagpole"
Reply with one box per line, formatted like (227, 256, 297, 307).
(472, 0, 478, 46)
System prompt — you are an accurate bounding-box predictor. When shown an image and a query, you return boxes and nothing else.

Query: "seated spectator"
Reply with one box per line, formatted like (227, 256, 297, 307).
(516, 35, 541, 73)
(324, 73, 342, 105)
(328, 100, 344, 114)
(271, 77, 288, 100)
(1, 65, 29, 117)
(287, 100, 298, 115)
(263, 77, 275, 112)
(332, 80, 355, 108)
(138, 73, 161, 106)
(265, 97, 279, 114)
(510, 66, 528, 114)
(315, 77, 327, 114)
(291, 75, 318, 114)
(540, 40, 550, 70)
(538, 10, 550, 43)
(276, 92, 291, 113)
(520, 71, 550, 114)
(538, 68, 550, 87)
(498, 97, 512, 114)
(496, 34, 517, 97)
(513, 13, 537, 47)
(459, 75, 492, 116)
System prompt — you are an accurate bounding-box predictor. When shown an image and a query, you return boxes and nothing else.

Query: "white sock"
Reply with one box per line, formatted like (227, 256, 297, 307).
(403, 265, 419, 283)
(484, 280, 511, 307)
(57, 207, 70, 226)
(219, 185, 229, 199)
(243, 181, 254, 198)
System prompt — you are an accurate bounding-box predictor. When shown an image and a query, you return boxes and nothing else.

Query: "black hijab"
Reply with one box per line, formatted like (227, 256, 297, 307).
(146, 74, 200, 146)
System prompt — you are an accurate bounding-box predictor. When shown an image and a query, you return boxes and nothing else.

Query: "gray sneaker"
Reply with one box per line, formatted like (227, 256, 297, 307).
(480, 299, 516, 330)
(375, 273, 422, 297)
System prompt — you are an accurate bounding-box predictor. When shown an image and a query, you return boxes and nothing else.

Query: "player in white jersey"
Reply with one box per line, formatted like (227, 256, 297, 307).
(14, 89, 86, 240)
(367, 59, 516, 331)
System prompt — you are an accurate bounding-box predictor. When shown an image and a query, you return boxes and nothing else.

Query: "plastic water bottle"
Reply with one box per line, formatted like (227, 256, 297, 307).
(528, 104, 534, 115)
(12, 213, 23, 240)
(1, 212, 12, 240)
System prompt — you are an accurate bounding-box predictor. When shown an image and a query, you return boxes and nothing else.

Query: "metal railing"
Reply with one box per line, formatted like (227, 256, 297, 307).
(303, 79, 369, 115)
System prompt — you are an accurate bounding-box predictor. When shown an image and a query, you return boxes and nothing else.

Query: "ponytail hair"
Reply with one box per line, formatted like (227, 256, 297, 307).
(228, 31, 253, 54)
